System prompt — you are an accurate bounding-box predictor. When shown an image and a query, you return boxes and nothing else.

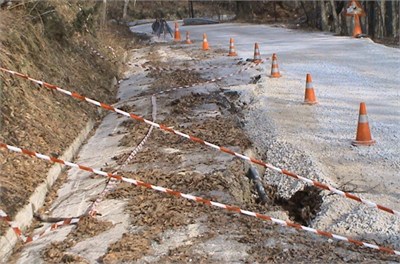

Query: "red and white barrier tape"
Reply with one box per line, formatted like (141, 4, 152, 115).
(86, 178, 120, 217)
(82, 41, 118, 63)
(82, 41, 117, 59)
(0, 209, 80, 243)
(0, 67, 397, 218)
(0, 143, 398, 256)
(87, 95, 157, 216)
(118, 95, 157, 171)
(0, 95, 157, 240)
(106, 46, 117, 59)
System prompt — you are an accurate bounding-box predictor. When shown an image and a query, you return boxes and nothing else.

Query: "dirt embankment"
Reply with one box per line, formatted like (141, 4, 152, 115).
(0, 1, 134, 229)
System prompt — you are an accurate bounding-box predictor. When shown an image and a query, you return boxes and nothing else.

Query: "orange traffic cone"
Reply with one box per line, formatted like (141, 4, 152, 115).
(352, 102, 376, 146)
(185, 31, 192, 44)
(353, 14, 362, 37)
(303, 73, 318, 105)
(270, 53, 281, 78)
(174, 22, 181, 41)
(202, 33, 209, 50)
(253, 43, 261, 63)
(228, 38, 237, 56)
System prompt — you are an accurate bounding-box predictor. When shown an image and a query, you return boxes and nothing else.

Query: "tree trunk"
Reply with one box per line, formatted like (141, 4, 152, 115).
(384, 0, 393, 37)
(329, 0, 340, 33)
(312, 1, 321, 29)
(320, 1, 329, 31)
(102, 0, 107, 29)
(122, 0, 129, 20)
(367, 1, 376, 38)
(335, 0, 345, 15)
(341, 8, 350, 35)
(393, 0, 399, 38)
(300, 1, 309, 23)
(378, 0, 385, 38)
(188, 1, 194, 18)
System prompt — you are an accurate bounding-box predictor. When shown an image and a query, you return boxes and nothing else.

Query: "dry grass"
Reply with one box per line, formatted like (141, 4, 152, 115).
(0, 1, 133, 225)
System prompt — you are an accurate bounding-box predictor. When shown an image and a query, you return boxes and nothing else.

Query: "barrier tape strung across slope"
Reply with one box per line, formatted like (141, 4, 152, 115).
(86, 178, 120, 217)
(82, 41, 119, 64)
(117, 94, 157, 171)
(87, 95, 157, 216)
(0, 143, 398, 256)
(82, 41, 117, 59)
(0, 95, 158, 241)
(0, 95, 157, 241)
(0, 209, 80, 243)
(0, 67, 397, 218)
(106, 45, 117, 59)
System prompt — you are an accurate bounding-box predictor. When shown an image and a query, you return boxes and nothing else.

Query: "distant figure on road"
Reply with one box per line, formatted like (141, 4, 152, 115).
(152, 18, 173, 39)
(152, 18, 160, 34)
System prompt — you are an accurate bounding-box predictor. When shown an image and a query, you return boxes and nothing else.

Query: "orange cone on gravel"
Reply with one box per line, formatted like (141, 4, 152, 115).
(174, 22, 181, 41)
(253, 43, 261, 63)
(185, 31, 192, 44)
(353, 14, 362, 37)
(202, 33, 209, 50)
(228, 38, 237, 56)
(270, 53, 281, 78)
(352, 102, 376, 146)
(303, 73, 318, 105)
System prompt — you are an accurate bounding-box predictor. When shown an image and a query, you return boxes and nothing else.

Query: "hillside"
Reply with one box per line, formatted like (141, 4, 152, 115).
(0, 0, 132, 232)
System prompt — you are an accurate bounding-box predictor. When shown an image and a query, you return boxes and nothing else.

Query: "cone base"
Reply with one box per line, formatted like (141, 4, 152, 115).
(303, 100, 318, 105)
(270, 74, 281, 78)
(352, 139, 376, 146)
(228, 52, 237, 56)
(353, 30, 362, 38)
(253, 59, 262, 63)
(186, 41, 193, 44)
(203, 48, 209, 51)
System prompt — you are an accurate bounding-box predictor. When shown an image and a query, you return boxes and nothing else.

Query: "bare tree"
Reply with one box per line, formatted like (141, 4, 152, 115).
(101, 0, 107, 28)
(123, 0, 129, 20)
(320, 1, 329, 31)
(329, 0, 341, 33)
(188, 1, 194, 18)
(384, 0, 393, 37)
(367, 1, 376, 38)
